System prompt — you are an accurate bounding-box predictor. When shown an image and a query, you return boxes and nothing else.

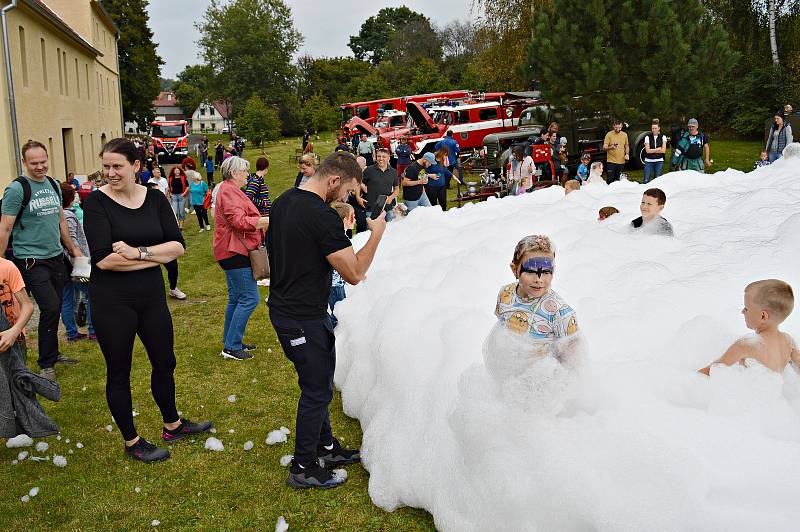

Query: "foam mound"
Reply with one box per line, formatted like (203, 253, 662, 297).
(334, 157, 800, 531)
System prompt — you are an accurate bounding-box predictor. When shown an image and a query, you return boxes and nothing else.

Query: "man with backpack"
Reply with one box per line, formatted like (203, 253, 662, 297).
(0, 140, 82, 381)
(672, 118, 712, 172)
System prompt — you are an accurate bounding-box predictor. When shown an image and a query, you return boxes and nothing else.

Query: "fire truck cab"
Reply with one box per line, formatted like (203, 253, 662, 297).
(150, 120, 190, 163)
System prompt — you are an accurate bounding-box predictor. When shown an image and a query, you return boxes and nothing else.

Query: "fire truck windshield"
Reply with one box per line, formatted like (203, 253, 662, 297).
(151, 125, 185, 138)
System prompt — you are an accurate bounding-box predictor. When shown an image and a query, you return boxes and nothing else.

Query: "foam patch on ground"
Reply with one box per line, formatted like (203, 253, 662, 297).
(335, 157, 800, 531)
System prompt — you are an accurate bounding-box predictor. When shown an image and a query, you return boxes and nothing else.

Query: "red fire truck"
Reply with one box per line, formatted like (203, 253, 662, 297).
(378, 92, 540, 161)
(340, 90, 472, 131)
(149, 120, 190, 163)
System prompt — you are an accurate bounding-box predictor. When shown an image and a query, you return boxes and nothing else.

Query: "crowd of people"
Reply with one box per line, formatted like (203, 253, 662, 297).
(0, 100, 797, 488)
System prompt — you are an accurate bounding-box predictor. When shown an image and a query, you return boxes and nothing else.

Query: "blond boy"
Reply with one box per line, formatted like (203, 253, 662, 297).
(564, 180, 580, 195)
(699, 279, 800, 375)
(328, 202, 355, 327)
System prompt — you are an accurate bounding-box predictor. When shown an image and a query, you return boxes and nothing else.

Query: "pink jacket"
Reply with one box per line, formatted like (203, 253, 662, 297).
(213, 180, 262, 261)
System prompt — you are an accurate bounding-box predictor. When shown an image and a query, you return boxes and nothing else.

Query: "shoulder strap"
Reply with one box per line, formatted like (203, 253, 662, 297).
(13, 177, 31, 230)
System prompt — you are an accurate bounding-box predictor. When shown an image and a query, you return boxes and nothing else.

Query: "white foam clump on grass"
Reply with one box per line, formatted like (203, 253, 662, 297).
(29, 487, 39, 497)
(75, 443, 84, 449)
(332, 469, 347, 482)
(105, 425, 113, 432)
(279, 426, 290, 435)
(151, 519, 160, 527)
(135, 486, 141, 493)
(17, 451, 28, 461)
(243, 441, 254, 451)
(204, 437, 224, 451)
(227, 394, 236, 403)
(334, 158, 800, 532)
(20, 495, 29, 503)
(35, 442, 48, 452)
(275, 515, 288, 532)
(265, 430, 287, 445)
(52, 455, 67, 467)
(6, 434, 33, 448)
(279, 454, 293, 467)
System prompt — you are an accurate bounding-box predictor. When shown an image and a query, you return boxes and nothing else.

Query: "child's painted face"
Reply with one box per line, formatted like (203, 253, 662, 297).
(742, 289, 767, 330)
(760, 152, 768, 161)
(511, 252, 554, 299)
(640, 194, 664, 221)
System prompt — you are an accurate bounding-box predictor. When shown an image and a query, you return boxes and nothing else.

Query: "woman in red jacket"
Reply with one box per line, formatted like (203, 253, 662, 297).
(213, 156, 269, 361)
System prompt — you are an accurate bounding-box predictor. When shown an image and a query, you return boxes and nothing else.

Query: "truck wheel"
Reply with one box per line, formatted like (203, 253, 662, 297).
(635, 141, 646, 169)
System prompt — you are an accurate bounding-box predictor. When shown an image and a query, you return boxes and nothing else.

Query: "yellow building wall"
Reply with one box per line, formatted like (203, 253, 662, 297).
(0, 2, 122, 186)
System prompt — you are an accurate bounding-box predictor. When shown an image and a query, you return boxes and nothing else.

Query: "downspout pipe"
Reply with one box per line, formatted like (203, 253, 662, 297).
(115, 32, 123, 135)
(1, 0, 21, 176)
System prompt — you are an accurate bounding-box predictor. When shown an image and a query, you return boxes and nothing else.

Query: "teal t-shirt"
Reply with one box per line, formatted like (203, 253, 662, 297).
(1, 176, 63, 259)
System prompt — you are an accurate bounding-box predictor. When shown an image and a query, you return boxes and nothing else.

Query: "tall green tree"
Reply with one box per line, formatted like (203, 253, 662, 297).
(348, 7, 427, 64)
(103, 0, 163, 126)
(172, 64, 216, 115)
(296, 56, 372, 104)
(196, 0, 302, 119)
(526, 0, 737, 123)
(300, 93, 339, 132)
(236, 95, 281, 146)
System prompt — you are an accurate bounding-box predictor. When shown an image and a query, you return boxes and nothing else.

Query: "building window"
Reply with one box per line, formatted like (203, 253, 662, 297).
(74, 58, 80, 98)
(62, 51, 68, 95)
(85, 64, 90, 100)
(80, 134, 86, 169)
(106, 78, 110, 105)
(200, 107, 205, 116)
(210, 108, 215, 116)
(40, 38, 47, 91)
(18, 27, 28, 87)
(200, 123, 206, 130)
(211, 123, 216, 130)
(56, 47, 63, 94)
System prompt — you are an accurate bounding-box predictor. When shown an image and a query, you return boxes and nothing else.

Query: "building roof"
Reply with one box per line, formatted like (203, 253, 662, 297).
(18, 0, 102, 57)
(153, 91, 178, 107)
(192, 101, 230, 119)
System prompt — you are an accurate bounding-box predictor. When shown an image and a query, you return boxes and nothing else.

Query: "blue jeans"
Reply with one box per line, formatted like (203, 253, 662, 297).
(403, 192, 432, 212)
(223, 267, 259, 350)
(768, 151, 782, 163)
(171, 195, 186, 221)
(61, 279, 94, 337)
(643, 161, 664, 183)
(328, 285, 346, 328)
(365, 209, 394, 222)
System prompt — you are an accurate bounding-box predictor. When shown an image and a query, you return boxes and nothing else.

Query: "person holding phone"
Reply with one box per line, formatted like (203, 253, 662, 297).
(603, 119, 629, 183)
(359, 148, 399, 222)
(267, 152, 387, 489)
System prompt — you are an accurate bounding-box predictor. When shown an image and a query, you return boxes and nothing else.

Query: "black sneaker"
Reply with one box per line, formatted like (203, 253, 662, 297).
(241, 343, 257, 351)
(162, 418, 213, 442)
(221, 348, 253, 360)
(317, 437, 360, 467)
(286, 459, 346, 489)
(124, 437, 170, 463)
(56, 353, 79, 365)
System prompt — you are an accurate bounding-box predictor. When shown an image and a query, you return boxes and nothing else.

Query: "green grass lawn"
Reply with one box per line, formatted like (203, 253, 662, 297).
(0, 133, 761, 530)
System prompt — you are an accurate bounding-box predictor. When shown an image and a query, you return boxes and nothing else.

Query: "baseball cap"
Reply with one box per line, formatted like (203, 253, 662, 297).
(687, 118, 699, 126)
(422, 152, 436, 165)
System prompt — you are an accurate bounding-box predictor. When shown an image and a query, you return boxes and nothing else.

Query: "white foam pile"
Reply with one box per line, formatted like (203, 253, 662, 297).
(334, 157, 800, 532)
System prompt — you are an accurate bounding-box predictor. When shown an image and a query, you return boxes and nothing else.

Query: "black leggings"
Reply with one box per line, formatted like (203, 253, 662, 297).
(194, 205, 209, 228)
(164, 260, 178, 290)
(425, 185, 448, 211)
(92, 296, 179, 441)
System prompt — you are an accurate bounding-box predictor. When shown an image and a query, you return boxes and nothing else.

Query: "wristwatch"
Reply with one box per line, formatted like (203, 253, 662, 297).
(138, 246, 153, 260)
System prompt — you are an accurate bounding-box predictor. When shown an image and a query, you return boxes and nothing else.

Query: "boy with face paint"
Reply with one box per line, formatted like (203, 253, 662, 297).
(630, 188, 674, 236)
(495, 235, 579, 341)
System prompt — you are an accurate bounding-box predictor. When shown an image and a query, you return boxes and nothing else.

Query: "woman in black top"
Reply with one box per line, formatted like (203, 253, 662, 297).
(84, 138, 212, 463)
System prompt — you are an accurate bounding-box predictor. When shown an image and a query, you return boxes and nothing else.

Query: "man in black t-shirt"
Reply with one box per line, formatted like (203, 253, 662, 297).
(400, 155, 434, 211)
(267, 152, 387, 489)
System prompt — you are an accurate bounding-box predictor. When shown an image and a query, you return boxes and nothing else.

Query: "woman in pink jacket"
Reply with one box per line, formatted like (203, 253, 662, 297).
(213, 156, 269, 361)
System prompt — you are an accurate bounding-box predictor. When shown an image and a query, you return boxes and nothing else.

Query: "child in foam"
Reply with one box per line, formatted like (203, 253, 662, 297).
(699, 279, 800, 375)
(495, 235, 579, 342)
(630, 188, 674, 236)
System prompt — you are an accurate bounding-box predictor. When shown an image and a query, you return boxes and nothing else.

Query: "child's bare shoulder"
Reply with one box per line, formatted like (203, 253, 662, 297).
(723, 336, 761, 361)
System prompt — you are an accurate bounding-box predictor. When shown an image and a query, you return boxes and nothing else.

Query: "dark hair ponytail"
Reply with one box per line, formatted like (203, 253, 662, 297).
(99, 138, 142, 166)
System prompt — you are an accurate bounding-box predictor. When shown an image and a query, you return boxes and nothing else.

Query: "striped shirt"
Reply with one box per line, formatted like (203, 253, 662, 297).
(244, 173, 272, 216)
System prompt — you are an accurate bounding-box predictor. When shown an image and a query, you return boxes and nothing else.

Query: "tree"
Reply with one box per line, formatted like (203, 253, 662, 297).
(300, 93, 339, 132)
(525, 0, 737, 123)
(296, 56, 372, 104)
(769, 0, 780, 64)
(172, 64, 216, 115)
(103, 0, 163, 126)
(197, 0, 302, 119)
(236, 95, 281, 146)
(405, 58, 452, 95)
(348, 7, 427, 64)
(350, 68, 393, 101)
(386, 19, 443, 65)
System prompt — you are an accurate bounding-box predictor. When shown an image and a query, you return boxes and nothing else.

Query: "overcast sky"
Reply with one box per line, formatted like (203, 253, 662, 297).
(147, 0, 478, 79)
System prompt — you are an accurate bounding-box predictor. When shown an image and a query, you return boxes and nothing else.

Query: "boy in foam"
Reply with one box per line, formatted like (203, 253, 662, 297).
(328, 201, 355, 327)
(699, 279, 800, 375)
(598, 206, 619, 221)
(564, 180, 580, 195)
(495, 235, 579, 341)
(630, 188, 674, 236)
